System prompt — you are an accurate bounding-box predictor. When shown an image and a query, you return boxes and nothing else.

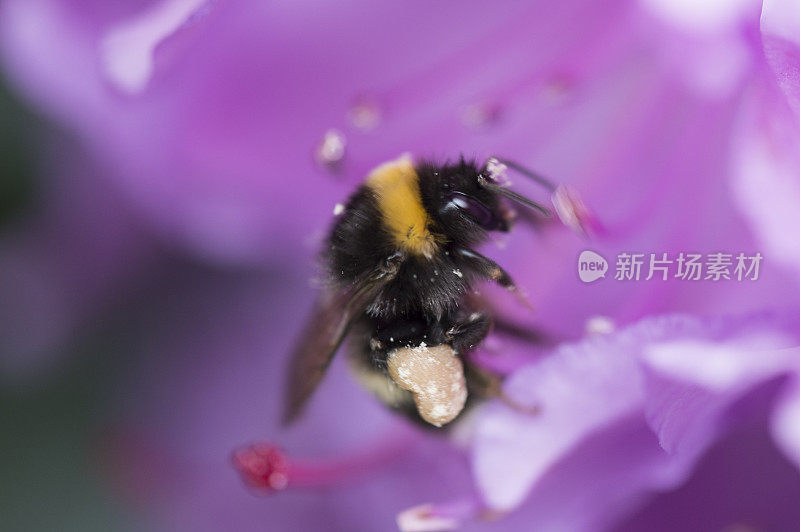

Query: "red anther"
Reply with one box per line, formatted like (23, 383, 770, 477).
(231, 443, 290, 493)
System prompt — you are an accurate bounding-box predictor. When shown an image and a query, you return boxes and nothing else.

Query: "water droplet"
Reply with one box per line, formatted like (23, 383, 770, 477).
(585, 315, 615, 335)
(461, 102, 501, 129)
(348, 98, 382, 131)
(542, 73, 574, 105)
(315, 129, 346, 170)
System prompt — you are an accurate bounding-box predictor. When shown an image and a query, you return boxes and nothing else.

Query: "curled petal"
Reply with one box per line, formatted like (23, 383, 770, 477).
(643, 338, 798, 392)
(730, 82, 800, 280)
(473, 312, 800, 517)
(640, 333, 799, 461)
(771, 378, 800, 471)
(761, 0, 800, 122)
(101, 0, 211, 94)
(473, 319, 651, 510)
(642, 0, 758, 34)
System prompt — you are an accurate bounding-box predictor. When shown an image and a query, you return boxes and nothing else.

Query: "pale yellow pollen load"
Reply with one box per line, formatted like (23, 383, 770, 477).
(366, 155, 440, 258)
(387, 343, 468, 427)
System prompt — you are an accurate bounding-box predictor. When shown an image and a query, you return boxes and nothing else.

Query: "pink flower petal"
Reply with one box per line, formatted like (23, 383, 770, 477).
(761, 0, 800, 122)
(730, 82, 800, 280)
(473, 312, 800, 520)
(101, 0, 210, 94)
(771, 377, 800, 470)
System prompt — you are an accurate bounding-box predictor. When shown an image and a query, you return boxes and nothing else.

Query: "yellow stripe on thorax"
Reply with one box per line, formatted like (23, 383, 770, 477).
(366, 155, 440, 258)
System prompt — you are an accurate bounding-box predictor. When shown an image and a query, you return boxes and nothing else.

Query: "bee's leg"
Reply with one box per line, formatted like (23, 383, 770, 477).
(463, 359, 541, 415)
(454, 248, 517, 290)
(463, 359, 502, 399)
(445, 311, 542, 416)
(490, 316, 551, 345)
(462, 292, 551, 346)
(444, 312, 504, 399)
(349, 321, 456, 430)
(453, 248, 531, 309)
(446, 312, 492, 353)
(346, 336, 426, 426)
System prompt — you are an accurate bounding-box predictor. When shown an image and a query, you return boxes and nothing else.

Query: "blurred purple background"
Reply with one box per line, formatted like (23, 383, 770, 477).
(1, 0, 800, 531)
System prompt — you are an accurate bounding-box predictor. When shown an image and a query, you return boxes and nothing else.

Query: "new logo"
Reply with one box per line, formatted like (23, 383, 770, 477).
(578, 250, 608, 283)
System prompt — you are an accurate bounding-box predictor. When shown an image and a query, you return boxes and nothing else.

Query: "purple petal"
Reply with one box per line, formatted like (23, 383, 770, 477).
(473, 312, 800, 521)
(615, 422, 800, 532)
(771, 377, 800, 471)
(730, 80, 800, 281)
(641, 0, 759, 33)
(100, 0, 210, 94)
(761, 0, 800, 122)
(472, 324, 646, 510)
(640, 313, 799, 462)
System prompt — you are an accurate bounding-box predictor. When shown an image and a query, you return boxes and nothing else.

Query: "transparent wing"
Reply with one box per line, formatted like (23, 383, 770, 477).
(282, 255, 402, 424)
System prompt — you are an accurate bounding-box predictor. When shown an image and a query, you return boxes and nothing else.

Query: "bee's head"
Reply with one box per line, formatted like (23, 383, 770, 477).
(418, 157, 549, 245)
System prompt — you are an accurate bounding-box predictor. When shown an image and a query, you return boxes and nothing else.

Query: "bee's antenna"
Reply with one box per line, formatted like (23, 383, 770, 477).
(478, 176, 551, 216)
(489, 157, 557, 193)
(486, 156, 600, 236)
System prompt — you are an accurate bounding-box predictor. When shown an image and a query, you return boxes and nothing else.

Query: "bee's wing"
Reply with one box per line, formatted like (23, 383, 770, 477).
(282, 255, 403, 424)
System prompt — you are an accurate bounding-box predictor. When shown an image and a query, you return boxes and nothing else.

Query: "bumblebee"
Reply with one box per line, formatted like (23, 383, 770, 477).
(284, 154, 560, 427)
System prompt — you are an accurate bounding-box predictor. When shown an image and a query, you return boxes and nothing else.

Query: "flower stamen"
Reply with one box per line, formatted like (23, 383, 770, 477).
(397, 498, 484, 532)
(232, 431, 417, 494)
(231, 443, 290, 493)
(551, 184, 602, 237)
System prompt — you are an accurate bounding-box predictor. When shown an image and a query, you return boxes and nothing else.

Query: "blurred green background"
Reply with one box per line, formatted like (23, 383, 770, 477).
(0, 75, 140, 531)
